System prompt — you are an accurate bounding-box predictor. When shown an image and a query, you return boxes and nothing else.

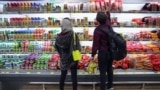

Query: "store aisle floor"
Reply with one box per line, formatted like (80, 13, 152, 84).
(20, 83, 160, 90)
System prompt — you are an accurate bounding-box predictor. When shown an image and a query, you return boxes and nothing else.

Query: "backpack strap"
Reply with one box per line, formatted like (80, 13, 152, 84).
(98, 26, 116, 38)
(73, 32, 76, 46)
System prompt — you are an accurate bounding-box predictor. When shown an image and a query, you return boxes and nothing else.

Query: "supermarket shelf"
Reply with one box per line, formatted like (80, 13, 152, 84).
(0, 52, 159, 54)
(0, 69, 159, 75)
(0, 39, 159, 42)
(112, 11, 160, 14)
(28, 81, 160, 84)
(113, 25, 160, 28)
(0, 65, 160, 89)
(1, 11, 72, 14)
(123, 0, 156, 4)
(128, 52, 160, 54)
(0, 25, 159, 28)
(0, 26, 60, 28)
(81, 52, 160, 54)
(126, 39, 159, 41)
(1, 11, 160, 14)
(0, 69, 160, 83)
(0, 39, 54, 41)
(0, 52, 57, 54)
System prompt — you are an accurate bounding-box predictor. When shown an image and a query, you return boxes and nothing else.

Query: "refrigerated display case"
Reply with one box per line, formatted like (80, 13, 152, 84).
(0, 0, 160, 90)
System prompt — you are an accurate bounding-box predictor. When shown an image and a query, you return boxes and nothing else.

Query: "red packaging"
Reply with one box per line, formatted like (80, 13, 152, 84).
(117, 0, 122, 11)
(100, 1, 105, 11)
(95, 1, 100, 11)
(111, 0, 116, 11)
(156, 17, 160, 26)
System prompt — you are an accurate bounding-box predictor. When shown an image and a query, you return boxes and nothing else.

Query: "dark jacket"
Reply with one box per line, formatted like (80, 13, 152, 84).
(92, 24, 110, 57)
(55, 31, 81, 70)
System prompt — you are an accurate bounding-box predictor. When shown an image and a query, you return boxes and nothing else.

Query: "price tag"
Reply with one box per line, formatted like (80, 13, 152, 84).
(149, 26, 152, 28)
(132, 72, 136, 74)
(44, 10, 47, 13)
(37, 72, 41, 74)
(113, 72, 117, 75)
(157, 72, 160, 74)
(141, 52, 145, 54)
(35, 26, 38, 28)
(78, 72, 83, 75)
(35, 51, 38, 54)
(156, 26, 159, 28)
(133, 25, 137, 28)
(61, 10, 64, 13)
(124, 72, 128, 74)
(135, 10, 139, 13)
(26, 72, 31, 74)
(71, 10, 74, 13)
(143, 72, 147, 74)
(1, 71, 4, 74)
(15, 72, 19, 74)
(120, 24, 123, 28)
(79, 10, 82, 13)
(96, 71, 99, 74)
(84, 72, 88, 75)
(6, 72, 9, 74)
(25, 26, 28, 28)
(50, 72, 54, 75)
(43, 52, 45, 54)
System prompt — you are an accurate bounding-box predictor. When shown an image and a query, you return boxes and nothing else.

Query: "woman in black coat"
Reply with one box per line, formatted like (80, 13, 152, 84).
(55, 18, 81, 90)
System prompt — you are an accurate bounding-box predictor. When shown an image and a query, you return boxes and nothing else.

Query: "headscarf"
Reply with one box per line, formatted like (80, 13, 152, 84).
(55, 18, 75, 70)
(61, 18, 73, 33)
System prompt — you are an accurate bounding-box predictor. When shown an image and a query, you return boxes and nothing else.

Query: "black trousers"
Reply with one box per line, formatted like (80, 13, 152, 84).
(98, 51, 113, 90)
(59, 63, 77, 90)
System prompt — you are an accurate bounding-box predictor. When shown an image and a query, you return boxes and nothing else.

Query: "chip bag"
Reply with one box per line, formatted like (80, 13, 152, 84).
(86, 60, 98, 74)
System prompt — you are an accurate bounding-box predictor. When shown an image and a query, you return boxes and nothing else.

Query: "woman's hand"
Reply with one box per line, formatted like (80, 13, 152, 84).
(93, 54, 98, 63)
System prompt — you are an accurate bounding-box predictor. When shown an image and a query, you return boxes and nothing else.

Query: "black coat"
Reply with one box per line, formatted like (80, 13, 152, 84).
(55, 31, 81, 70)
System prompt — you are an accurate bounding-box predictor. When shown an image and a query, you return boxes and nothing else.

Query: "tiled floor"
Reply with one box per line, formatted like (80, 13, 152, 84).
(20, 83, 160, 90)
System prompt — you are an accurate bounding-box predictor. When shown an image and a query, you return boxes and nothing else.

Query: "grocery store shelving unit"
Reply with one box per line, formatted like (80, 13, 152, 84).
(0, 0, 160, 90)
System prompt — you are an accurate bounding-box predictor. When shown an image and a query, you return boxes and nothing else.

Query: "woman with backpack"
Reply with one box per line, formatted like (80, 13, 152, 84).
(92, 12, 114, 90)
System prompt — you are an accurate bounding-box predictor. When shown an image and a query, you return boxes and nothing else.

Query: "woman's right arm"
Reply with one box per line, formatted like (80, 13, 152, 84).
(55, 43, 61, 55)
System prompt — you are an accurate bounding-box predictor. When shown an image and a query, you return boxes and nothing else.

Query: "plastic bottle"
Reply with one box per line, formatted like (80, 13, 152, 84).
(84, 28, 89, 40)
